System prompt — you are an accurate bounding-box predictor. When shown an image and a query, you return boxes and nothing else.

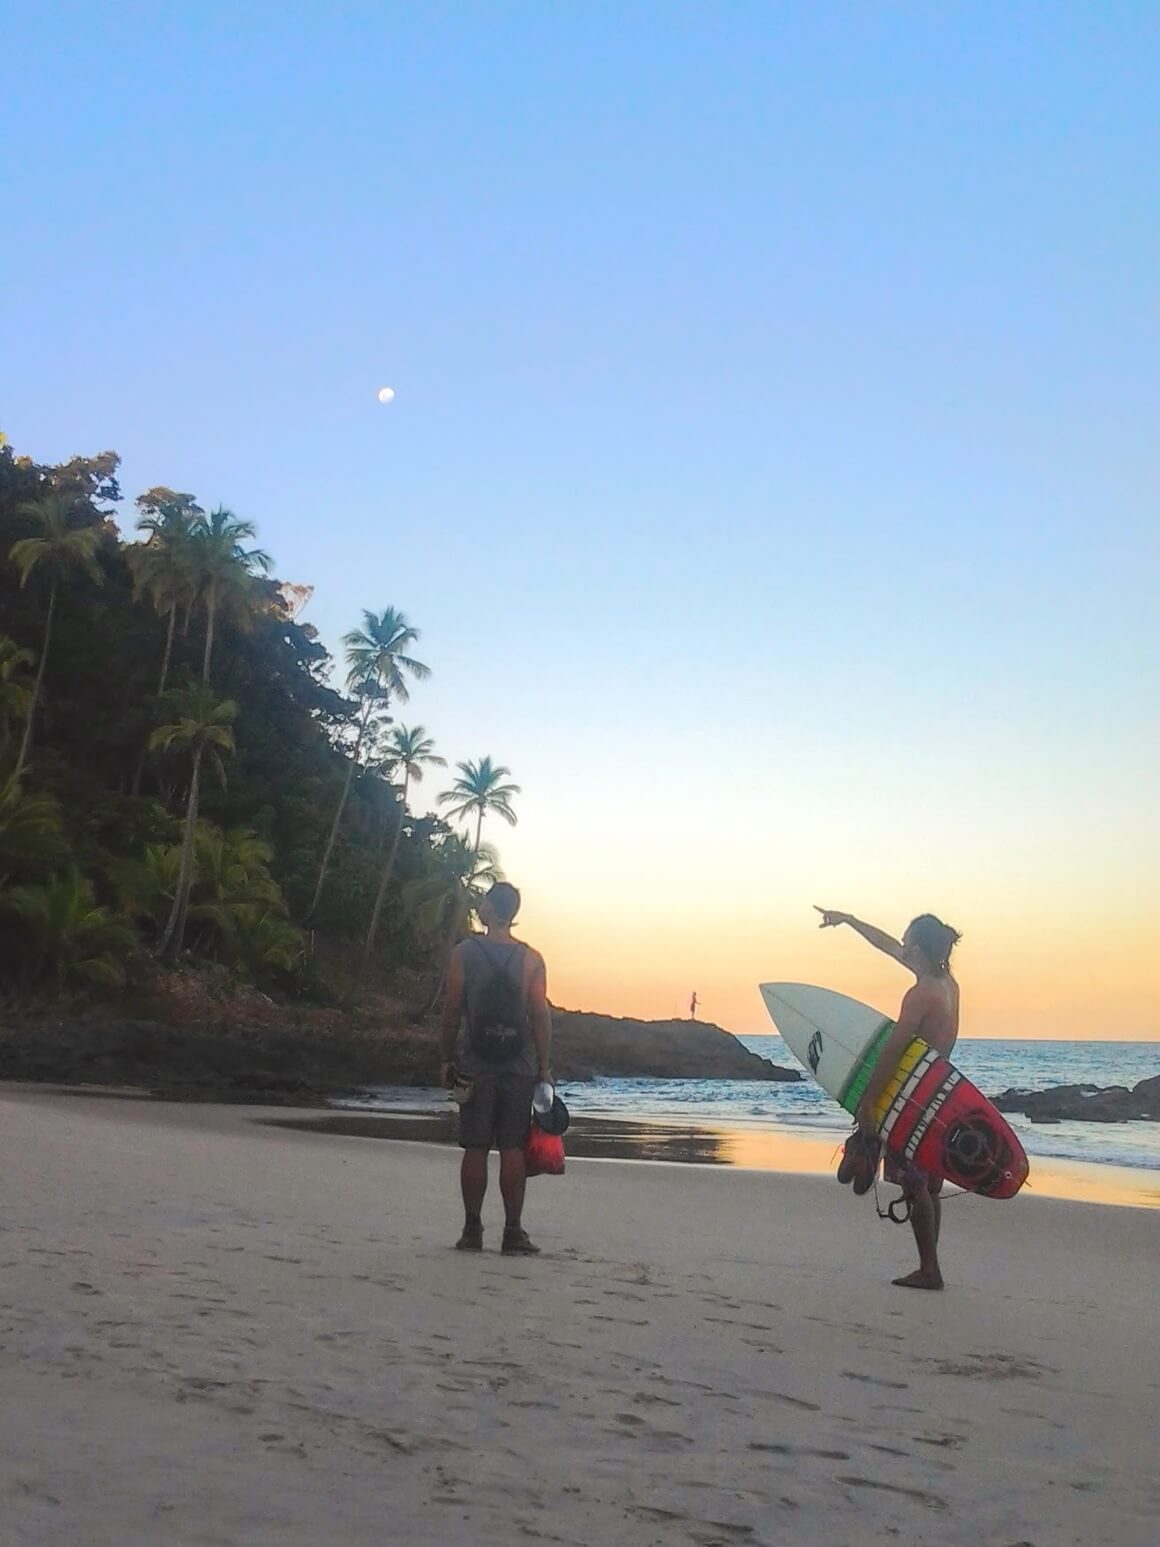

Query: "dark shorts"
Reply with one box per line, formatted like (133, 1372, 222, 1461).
(884, 1153, 944, 1195)
(458, 1073, 536, 1152)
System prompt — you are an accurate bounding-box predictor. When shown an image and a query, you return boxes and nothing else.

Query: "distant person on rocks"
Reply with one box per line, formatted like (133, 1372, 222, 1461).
(440, 882, 552, 1255)
(816, 908, 961, 1290)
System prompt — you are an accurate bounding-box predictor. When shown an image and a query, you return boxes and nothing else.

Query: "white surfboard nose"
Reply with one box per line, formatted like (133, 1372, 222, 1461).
(759, 981, 893, 1105)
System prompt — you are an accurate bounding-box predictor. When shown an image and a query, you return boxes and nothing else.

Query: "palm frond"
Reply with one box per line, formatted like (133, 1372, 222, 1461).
(10, 497, 104, 587)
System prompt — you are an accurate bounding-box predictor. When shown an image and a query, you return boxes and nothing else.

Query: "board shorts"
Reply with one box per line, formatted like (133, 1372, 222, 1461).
(884, 1152, 943, 1195)
(458, 1073, 537, 1152)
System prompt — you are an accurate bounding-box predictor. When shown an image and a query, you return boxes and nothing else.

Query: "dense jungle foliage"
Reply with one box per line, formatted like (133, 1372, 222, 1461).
(0, 438, 519, 1006)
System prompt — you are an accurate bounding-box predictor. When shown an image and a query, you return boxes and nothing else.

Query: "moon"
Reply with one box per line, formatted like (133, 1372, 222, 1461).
(377, 386, 396, 404)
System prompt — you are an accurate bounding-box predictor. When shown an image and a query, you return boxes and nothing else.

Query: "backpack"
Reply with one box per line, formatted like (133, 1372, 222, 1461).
(467, 941, 528, 1064)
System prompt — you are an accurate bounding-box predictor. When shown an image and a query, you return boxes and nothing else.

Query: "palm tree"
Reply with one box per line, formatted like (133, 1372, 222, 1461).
(111, 825, 285, 952)
(127, 526, 195, 796)
(187, 506, 271, 685)
(130, 489, 202, 697)
(361, 725, 445, 968)
(3, 867, 135, 989)
(0, 774, 67, 893)
(212, 903, 304, 976)
(343, 607, 431, 700)
(192, 825, 283, 915)
(184, 825, 299, 971)
(430, 757, 519, 1000)
(0, 636, 35, 761)
(188, 824, 288, 952)
(405, 835, 503, 947)
(308, 607, 430, 920)
(149, 684, 238, 963)
(438, 756, 520, 854)
(8, 495, 104, 777)
(109, 842, 182, 935)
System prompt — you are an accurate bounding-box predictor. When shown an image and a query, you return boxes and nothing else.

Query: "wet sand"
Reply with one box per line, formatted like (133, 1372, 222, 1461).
(2, 1086, 1157, 1545)
(298, 1102, 1160, 1209)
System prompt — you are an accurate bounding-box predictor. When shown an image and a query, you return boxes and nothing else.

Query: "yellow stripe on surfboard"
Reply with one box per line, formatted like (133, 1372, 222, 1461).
(872, 1036, 927, 1126)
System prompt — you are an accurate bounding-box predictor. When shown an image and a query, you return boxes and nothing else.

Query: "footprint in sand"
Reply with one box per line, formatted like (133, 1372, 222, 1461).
(13, 1479, 62, 1507)
(649, 1374, 719, 1395)
(838, 1476, 946, 1511)
(748, 1441, 851, 1461)
(635, 1505, 755, 1539)
(929, 1354, 1051, 1381)
(762, 1390, 821, 1412)
(842, 1370, 909, 1390)
(176, 1376, 232, 1395)
(614, 1413, 693, 1449)
(1003, 1406, 1065, 1430)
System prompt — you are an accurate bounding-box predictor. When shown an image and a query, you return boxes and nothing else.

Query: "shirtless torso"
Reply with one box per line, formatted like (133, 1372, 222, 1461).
(899, 971, 959, 1059)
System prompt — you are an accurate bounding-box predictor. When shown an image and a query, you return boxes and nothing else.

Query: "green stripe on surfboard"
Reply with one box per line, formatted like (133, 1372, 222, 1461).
(838, 1019, 895, 1113)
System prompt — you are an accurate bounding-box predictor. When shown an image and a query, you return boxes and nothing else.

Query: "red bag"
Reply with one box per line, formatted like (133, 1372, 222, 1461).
(525, 1121, 565, 1177)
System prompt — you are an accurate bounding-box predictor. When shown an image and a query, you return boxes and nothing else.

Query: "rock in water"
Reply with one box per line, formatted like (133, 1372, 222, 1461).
(992, 1074, 1160, 1124)
(548, 1008, 801, 1082)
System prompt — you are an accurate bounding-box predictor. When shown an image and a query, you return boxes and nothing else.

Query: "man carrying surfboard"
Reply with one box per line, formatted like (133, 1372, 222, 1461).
(815, 909, 961, 1291)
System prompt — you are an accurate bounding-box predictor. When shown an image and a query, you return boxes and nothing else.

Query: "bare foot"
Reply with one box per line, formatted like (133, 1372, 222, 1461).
(892, 1269, 944, 1291)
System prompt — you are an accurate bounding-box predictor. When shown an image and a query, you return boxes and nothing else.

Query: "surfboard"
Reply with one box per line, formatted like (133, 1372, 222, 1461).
(759, 982, 1029, 1199)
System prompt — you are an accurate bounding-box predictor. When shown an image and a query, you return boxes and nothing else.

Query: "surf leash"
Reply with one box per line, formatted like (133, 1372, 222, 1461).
(872, 1172, 972, 1225)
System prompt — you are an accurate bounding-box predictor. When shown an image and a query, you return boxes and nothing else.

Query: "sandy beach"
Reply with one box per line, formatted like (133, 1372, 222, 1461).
(2, 1088, 1157, 1547)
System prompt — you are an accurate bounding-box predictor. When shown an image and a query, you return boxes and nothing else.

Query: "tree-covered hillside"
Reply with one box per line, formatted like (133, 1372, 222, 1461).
(0, 439, 517, 1003)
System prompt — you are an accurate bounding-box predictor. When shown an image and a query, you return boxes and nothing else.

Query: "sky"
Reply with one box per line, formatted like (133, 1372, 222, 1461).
(3, 2, 1157, 1038)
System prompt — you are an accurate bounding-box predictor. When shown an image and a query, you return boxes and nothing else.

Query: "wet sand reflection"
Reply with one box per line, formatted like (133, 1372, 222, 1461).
(265, 1110, 1160, 1209)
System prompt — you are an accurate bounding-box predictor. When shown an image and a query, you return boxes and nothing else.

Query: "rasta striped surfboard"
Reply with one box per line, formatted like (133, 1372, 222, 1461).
(760, 982, 1029, 1199)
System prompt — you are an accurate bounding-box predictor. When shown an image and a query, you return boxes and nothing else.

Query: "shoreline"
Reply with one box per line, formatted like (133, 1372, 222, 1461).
(9, 1078, 1158, 1209)
(302, 1101, 1160, 1211)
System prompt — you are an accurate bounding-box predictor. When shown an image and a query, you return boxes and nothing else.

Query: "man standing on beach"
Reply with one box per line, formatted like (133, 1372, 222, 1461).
(816, 908, 961, 1291)
(440, 881, 552, 1255)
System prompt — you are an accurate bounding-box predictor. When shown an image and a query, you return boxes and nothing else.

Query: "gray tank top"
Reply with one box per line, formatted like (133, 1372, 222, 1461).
(458, 939, 536, 1076)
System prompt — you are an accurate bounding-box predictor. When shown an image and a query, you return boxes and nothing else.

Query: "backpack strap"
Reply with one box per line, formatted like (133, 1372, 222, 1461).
(517, 943, 536, 1006)
(468, 938, 531, 1002)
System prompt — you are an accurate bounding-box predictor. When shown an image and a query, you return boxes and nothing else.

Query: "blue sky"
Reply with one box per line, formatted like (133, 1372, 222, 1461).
(4, 2, 1157, 1033)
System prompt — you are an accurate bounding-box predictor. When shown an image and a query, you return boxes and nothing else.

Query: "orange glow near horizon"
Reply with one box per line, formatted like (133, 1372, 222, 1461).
(513, 898, 1160, 1041)
(416, 731, 1159, 1044)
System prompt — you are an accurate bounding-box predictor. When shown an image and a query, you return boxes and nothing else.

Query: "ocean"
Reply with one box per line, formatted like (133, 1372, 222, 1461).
(354, 1037, 1160, 1173)
(573, 1037, 1160, 1172)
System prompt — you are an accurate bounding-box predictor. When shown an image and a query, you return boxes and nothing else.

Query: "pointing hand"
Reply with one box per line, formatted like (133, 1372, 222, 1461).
(814, 906, 849, 929)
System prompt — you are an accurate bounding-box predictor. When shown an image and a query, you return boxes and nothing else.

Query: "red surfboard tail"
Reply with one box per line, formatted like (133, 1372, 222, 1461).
(878, 1043, 1031, 1199)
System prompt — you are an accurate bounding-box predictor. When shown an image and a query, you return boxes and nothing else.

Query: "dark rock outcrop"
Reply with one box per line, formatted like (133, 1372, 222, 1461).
(550, 1008, 800, 1082)
(992, 1074, 1160, 1124)
(0, 1015, 437, 1104)
(0, 1004, 799, 1104)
